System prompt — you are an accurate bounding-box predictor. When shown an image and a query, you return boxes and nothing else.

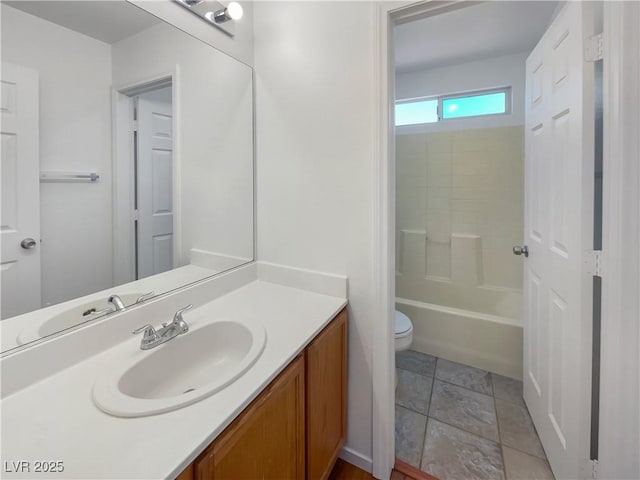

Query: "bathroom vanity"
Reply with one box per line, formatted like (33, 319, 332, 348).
(181, 307, 347, 480)
(0, 263, 349, 479)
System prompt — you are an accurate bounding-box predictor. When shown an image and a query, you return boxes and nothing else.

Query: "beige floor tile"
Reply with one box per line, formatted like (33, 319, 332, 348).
(396, 368, 433, 415)
(436, 358, 492, 395)
(395, 405, 427, 467)
(396, 350, 437, 377)
(492, 373, 525, 407)
(496, 398, 546, 459)
(421, 418, 505, 480)
(502, 446, 555, 480)
(429, 380, 499, 442)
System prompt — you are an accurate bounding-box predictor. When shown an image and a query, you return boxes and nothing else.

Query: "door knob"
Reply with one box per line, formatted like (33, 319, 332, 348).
(20, 238, 37, 249)
(513, 245, 529, 257)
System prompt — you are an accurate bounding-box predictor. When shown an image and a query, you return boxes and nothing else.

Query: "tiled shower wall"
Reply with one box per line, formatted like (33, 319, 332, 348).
(396, 126, 525, 304)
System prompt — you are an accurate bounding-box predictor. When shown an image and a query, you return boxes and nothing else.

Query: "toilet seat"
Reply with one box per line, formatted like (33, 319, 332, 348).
(395, 310, 413, 338)
(394, 310, 413, 367)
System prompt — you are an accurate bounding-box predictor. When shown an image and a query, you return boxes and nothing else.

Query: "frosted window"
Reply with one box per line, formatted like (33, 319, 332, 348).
(395, 88, 511, 126)
(442, 92, 507, 119)
(395, 99, 438, 126)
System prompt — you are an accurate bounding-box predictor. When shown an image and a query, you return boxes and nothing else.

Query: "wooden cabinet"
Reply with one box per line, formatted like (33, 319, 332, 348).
(178, 308, 347, 480)
(195, 356, 305, 480)
(305, 308, 348, 480)
(176, 464, 194, 480)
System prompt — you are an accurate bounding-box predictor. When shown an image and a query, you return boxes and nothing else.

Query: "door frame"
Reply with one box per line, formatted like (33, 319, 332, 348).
(111, 69, 181, 285)
(597, 2, 640, 478)
(372, 1, 471, 477)
(373, 2, 638, 479)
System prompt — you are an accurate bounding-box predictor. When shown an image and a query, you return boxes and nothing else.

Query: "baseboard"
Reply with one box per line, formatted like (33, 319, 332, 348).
(339, 446, 373, 474)
(256, 261, 348, 298)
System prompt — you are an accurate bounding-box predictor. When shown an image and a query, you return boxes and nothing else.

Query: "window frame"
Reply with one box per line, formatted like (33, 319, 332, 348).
(395, 86, 512, 126)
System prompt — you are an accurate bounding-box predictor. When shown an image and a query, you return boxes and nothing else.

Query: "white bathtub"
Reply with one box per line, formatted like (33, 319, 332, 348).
(396, 297, 523, 379)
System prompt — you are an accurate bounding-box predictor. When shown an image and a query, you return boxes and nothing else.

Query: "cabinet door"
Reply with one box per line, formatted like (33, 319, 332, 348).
(195, 356, 305, 480)
(175, 463, 193, 480)
(306, 309, 348, 480)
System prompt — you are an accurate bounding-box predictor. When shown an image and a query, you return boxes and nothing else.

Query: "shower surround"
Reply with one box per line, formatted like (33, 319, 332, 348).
(396, 126, 525, 378)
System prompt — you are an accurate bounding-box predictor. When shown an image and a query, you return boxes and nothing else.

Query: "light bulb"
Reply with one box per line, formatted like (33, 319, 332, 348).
(226, 2, 243, 20)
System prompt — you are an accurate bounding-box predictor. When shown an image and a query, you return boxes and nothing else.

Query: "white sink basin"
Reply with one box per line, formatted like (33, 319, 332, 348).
(17, 293, 146, 345)
(92, 318, 266, 417)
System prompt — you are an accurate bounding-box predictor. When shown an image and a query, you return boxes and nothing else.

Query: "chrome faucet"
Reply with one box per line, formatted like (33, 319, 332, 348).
(108, 294, 126, 311)
(135, 291, 155, 304)
(132, 305, 193, 350)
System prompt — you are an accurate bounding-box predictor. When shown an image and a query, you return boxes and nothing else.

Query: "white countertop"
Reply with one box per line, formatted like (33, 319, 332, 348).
(0, 280, 347, 479)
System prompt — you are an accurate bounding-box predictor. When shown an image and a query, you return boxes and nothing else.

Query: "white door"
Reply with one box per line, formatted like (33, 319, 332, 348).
(1, 63, 41, 319)
(523, 2, 595, 478)
(136, 87, 173, 279)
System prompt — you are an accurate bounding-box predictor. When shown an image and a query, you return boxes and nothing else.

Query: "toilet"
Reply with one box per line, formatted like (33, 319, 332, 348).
(395, 310, 414, 388)
(395, 310, 414, 351)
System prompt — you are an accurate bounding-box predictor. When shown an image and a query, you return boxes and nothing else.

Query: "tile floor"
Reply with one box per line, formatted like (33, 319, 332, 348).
(395, 350, 555, 480)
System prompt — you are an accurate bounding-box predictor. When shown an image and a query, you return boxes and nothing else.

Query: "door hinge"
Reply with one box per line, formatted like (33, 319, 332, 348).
(591, 459, 599, 479)
(585, 33, 604, 62)
(586, 250, 603, 277)
(133, 209, 139, 221)
(132, 120, 138, 132)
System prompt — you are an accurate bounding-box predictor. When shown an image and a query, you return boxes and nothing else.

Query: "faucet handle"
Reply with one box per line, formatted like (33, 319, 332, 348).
(173, 303, 193, 322)
(87, 306, 115, 317)
(136, 291, 155, 304)
(173, 305, 193, 331)
(132, 324, 159, 341)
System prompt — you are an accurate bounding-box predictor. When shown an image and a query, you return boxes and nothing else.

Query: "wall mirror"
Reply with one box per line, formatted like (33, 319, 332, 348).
(0, 0, 254, 354)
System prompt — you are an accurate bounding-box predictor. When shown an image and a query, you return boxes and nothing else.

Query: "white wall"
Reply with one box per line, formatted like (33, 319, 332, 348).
(396, 53, 527, 134)
(129, 0, 254, 67)
(111, 22, 254, 269)
(1, 5, 114, 307)
(254, 1, 377, 467)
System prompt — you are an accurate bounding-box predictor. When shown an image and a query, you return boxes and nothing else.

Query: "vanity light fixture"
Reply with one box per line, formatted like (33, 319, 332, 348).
(212, 2, 243, 22)
(173, 0, 243, 37)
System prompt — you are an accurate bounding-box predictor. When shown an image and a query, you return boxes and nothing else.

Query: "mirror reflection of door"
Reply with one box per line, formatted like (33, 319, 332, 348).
(0, 62, 42, 319)
(134, 87, 173, 280)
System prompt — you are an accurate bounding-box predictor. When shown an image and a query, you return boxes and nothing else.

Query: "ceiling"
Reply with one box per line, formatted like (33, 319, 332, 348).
(4, 1, 161, 45)
(395, 1, 559, 73)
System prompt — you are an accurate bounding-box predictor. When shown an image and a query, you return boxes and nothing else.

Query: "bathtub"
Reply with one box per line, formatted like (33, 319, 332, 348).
(396, 296, 523, 379)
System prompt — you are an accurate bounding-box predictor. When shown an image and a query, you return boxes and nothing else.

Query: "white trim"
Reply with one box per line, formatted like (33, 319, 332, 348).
(340, 446, 373, 474)
(598, 2, 640, 479)
(112, 69, 182, 280)
(373, 3, 480, 478)
(372, 3, 397, 478)
(111, 91, 136, 285)
(171, 67, 183, 267)
(112, 72, 173, 97)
